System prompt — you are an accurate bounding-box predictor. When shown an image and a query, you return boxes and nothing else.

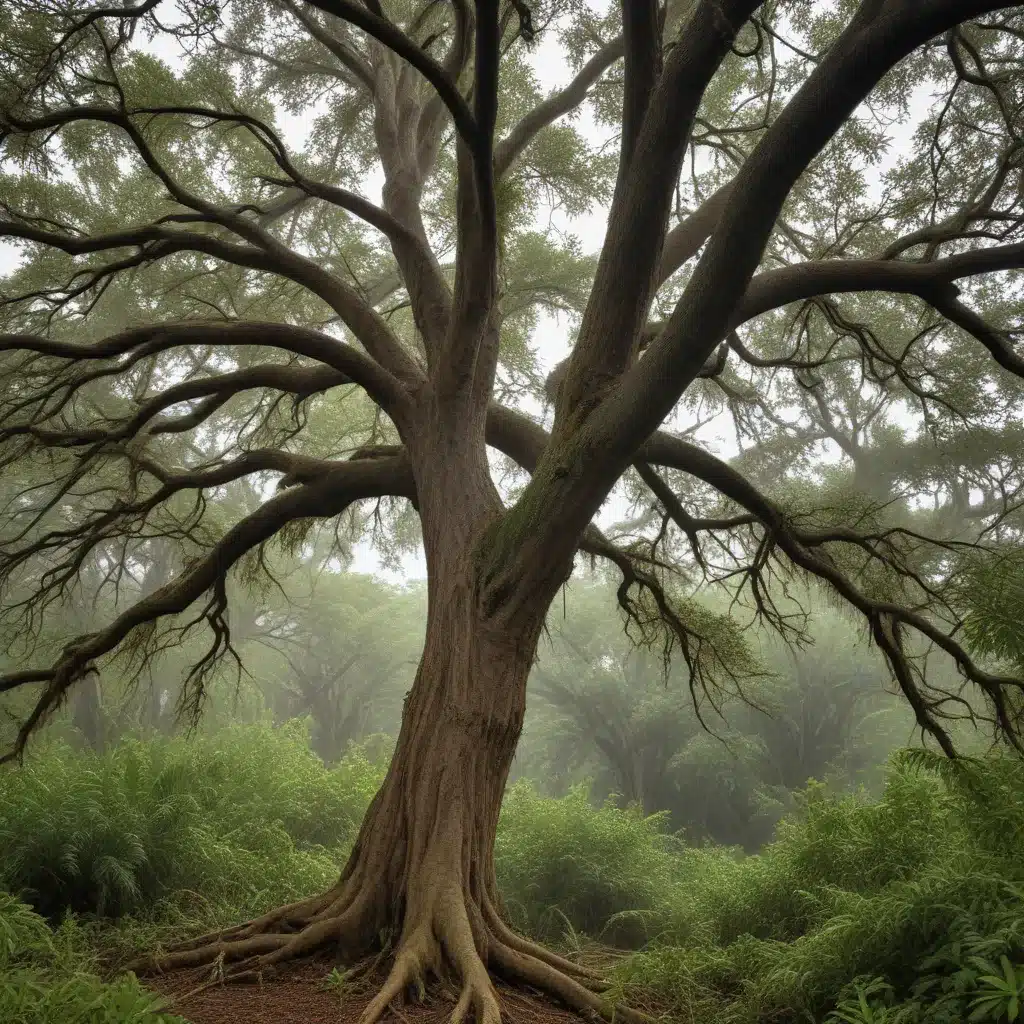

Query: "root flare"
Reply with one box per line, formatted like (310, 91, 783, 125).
(138, 885, 646, 1024)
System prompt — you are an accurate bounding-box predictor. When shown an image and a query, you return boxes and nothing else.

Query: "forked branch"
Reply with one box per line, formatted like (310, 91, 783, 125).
(302, 0, 481, 153)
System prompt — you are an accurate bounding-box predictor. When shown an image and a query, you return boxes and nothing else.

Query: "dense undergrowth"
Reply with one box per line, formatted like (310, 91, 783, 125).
(0, 891, 184, 1023)
(1, 722, 1022, 1024)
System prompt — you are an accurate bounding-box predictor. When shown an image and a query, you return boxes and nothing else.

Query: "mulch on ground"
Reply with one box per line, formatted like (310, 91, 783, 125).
(146, 955, 592, 1024)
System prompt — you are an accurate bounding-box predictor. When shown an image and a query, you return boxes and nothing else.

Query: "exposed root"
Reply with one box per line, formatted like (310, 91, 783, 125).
(136, 885, 642, 1024)
(129, 889, 363, 977)
(358, 924, 440, 1024)
(492, 942, 652, 1024)
(435, 888, 501, 1024)
(449, 971, 501, 1024)
(482, 898, 608, 987)
(145, 892, 332, 962)
(136, 933, 291, 973)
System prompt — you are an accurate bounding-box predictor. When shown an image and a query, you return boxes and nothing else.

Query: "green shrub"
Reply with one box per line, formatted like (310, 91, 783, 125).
(0, 891, 184, 1024)
(0, 720, 385, 921)
(5, 722, 1023, 1024)
(494, 781, 682, 947)
(612, 751, 1024, 1023)
(665, 766, 958, 947)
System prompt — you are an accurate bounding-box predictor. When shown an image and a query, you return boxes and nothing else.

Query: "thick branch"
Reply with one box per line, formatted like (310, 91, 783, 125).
(416, 0, 473, 177)
(265, 173, 455, 361)
(619, 0, 662, 169)
(280, 0, 375, 89)
(0, 452, 415, 761)
(656, 181, 734, 286)
(735, 243, 1024, 323)
(731, 244, 1024, 376)
(483, 404, 1023, 754)
(511, 0, 1023, 615)
(0, 321, 408, 418)
(553, 0, 756, 430)
(614, 0, 1024, 459)
(931, 290, 1024, 377)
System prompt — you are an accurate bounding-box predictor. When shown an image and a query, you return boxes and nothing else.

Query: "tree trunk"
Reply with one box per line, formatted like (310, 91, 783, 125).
(142, 555, 614, 1021)
(71, 669, 105, 753)
(330, 581, 539, 995)
(137, 422, 627, 1022)
(259, 562, 540, 966)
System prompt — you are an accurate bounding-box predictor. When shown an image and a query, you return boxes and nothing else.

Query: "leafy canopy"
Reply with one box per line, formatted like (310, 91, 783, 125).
(1, 0, 1024, 760)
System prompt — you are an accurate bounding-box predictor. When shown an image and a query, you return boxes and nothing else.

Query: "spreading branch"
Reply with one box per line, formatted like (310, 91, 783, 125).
(0, 451, 415, 762)
(301, 0, 481, 152)
(484, 405, 1024, 755)
(494, 35, 625, 178)
(489, 0, 1024, 629)
(0, 320, 409, 418)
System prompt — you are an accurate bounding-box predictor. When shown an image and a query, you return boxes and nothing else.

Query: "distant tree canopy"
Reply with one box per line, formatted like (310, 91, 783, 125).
(516, 579, 915, 850)
(3, 0, 1024, 1019)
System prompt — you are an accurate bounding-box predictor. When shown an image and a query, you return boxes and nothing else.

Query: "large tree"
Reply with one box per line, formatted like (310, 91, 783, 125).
(3, 0, 1024, 1020)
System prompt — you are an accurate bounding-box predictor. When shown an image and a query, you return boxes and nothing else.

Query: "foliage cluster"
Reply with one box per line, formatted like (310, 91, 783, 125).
(611, 750, 1024, 1024)
(496, 782, 682, 948)
(0, 891, 183, 1024)
(2, 724, 1022, 1023)
(0, 720, 384, 923)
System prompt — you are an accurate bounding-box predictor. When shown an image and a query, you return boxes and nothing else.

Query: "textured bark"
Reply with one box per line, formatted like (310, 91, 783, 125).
(133, 409, 630, 1023)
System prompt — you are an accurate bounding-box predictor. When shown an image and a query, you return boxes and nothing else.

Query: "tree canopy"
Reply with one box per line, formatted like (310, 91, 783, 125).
(3, 0, 1024, 1018)
(2, 0, 1024, 758)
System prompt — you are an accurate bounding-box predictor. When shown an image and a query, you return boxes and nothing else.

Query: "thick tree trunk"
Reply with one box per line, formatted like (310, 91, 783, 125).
(342, 590, 532, 930)
(322, 584, 542, 1020)
(137, 414, 635, 1023)
(141, 558, 612, 1019)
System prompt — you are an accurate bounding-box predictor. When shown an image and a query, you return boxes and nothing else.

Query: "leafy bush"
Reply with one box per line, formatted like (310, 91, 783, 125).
(5, 721, 1023, 1024)
(612, 750, 1024, 1023)
(0, 891, 184, 1024)
(495, 781, 682, 947)
(0, 720, 385, 921)
(1, 723, 686, 949)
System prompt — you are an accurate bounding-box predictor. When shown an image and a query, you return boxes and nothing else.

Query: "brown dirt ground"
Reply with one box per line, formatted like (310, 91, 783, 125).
(146, 955, 595, 1024)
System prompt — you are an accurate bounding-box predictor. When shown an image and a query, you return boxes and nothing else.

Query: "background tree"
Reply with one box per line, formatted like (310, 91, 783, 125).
(3, 1, 1024, 1021)
(236, 572, 425, 762)
(519, 578, 911, 849)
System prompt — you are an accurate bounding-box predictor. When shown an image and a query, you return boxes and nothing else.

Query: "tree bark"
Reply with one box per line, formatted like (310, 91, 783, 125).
(323, 584, 540, 1021)
(135, 411, 626, 1022)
